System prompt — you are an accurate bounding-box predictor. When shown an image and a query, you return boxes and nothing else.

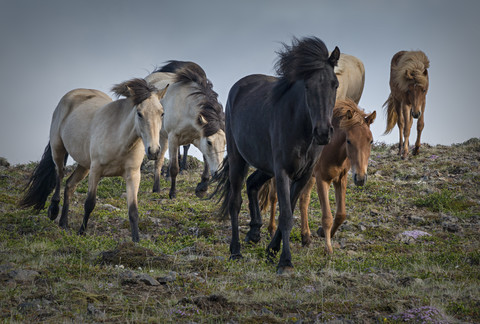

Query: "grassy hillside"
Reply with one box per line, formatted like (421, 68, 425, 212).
(1, 139, 479, 323)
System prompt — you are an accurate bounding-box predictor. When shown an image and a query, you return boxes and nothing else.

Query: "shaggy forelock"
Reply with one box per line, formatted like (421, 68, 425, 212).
(111, 78, 157, 105)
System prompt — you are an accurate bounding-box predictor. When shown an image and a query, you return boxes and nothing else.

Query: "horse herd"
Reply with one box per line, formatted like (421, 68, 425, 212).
(19, 36, 430, 273)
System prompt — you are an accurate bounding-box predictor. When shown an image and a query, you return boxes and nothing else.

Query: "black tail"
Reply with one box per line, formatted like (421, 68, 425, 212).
(208, 157, 230, 221)
(18, 143, 59, 211)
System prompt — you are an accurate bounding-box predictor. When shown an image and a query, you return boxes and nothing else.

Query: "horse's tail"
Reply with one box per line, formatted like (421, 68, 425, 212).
(18, 142, 59, 211)
(383, 94, 398, 135)
(258, 178, 274, 215)
(208, 157, 230, 221)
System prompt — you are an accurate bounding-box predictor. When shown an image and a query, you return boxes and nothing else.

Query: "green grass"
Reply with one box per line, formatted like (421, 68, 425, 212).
(1, 140, 479, 323)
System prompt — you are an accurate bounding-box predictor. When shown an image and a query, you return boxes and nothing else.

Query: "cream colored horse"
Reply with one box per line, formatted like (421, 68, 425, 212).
(146, 61, 226, 199)
(335, 53, 365, 104)
(20, 79, 168, 242)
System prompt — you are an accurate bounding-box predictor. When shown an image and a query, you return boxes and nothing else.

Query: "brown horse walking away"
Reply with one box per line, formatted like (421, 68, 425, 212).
(259, 99, 376, 254)
(384, 50, 429, 159)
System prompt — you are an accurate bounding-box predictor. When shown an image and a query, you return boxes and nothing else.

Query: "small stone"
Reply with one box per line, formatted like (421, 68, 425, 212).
(8, 269, 39, 282)
(101, 204, 120, 211)
(442, 222, 461, 233)
(408, 215, 425, 224)
(136, 273, 160, 286)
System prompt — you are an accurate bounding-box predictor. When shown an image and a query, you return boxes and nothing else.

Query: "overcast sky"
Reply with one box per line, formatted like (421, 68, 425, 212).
(1, 0, 479, 164)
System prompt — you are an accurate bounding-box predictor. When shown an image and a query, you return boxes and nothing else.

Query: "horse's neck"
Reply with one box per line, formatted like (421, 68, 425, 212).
(323, 129, 348, 170)
(115, 101, 141, 149)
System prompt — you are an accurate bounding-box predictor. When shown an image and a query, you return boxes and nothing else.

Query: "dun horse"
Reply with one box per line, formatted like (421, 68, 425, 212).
(384, 50, 429, 159)
(259, 99, 376, 254)
(146, 61, 226, 199)
(335, 53, 365, 104)
(19, 79, 168, 242)
(213, 37, 339, 273)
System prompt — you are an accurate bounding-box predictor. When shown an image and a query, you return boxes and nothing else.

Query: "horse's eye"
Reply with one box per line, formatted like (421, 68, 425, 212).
(370, 140, 373, 145)
(346, 139, 351, 145)
(161, 113, 165, 118)
(137, 111, 143, 119)
(207, 140, 213, 146)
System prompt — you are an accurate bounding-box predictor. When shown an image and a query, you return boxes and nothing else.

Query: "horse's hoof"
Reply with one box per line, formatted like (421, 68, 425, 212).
(169, 192, 176, 199)
(229, 253, 243, 261)
(412, 147, 420, 155)
(195, 188, 207, 198)
(301, 234, 312, 247)
(245, 231, 261, 244)
(277, 266, 295, 275)
(317, 227, 325, 237)
(48, 204, 59, 221)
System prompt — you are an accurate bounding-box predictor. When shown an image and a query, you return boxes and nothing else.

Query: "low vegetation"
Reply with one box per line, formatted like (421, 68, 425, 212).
(1, 139, 479, 323)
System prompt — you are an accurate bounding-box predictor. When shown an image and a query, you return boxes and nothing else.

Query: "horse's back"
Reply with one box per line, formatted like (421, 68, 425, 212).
(50, 89, 112, 167)
(335, 53, 365, 104)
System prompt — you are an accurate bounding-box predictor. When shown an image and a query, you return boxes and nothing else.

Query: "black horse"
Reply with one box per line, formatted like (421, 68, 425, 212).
(213, 37, 339, 273)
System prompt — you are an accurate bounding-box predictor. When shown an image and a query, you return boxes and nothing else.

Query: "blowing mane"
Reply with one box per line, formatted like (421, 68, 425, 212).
(271, 37, 331, 102)
(155, 60, 224, 136)
(111, 78, 157, 105)
(393, 51, 430, 92)
(333, 99, 369, 131)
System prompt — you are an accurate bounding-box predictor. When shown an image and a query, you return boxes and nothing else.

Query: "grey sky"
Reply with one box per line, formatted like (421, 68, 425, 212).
(1, 0, 479, 164)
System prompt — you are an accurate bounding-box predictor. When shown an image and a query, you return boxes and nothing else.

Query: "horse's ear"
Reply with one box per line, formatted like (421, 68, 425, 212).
(346, 109, 353, 120)
(199, 114, 207, 125)
(365, 111, 377, 125)
(405, 70, 414, 80)
(157, 84, 169, 99)
(329, 46, 340, 67)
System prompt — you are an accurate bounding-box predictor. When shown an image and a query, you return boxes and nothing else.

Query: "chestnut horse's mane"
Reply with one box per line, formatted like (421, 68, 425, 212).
(392, 51, 430, 92)
(333, 99, 368, 131)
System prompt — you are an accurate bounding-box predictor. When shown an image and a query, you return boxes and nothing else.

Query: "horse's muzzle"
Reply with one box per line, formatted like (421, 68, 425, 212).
(313, 126, 333, 145)
(353, 173, 367, 186)
(411, 110, 421, 119)
(147, 147, 159, 160)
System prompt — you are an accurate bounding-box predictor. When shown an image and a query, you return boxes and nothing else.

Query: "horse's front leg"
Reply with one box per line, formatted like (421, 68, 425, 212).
(167, 139, 180, 199)
(267, 179, 278, 238)
(245, 170, 272, 244)
(179, 144, 190, 173)
(78, 168, 101, 237)
(316, 179, 334, 254)
(124, 168, 141, 242)
(413, 103, 425, 156)
(402, 105, 413, 159)
(153, 131, 168, 193)
(331, 174, 347, 238)
(298, 177, 315, 247)
(195, 156, 210, 198)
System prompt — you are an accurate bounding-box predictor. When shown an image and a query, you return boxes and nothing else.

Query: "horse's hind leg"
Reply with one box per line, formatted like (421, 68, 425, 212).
(316, 179, 334, 254)
(396, 104, 405, 157)
(298, 177, 315, 247)
(228, 156, 249, 259)
(78, 168, 101, 237)
(245, 170, 272, 244)
(195, 156, 209, 198)
(48, 148, 67, 221)
(58, 165, 89, 229)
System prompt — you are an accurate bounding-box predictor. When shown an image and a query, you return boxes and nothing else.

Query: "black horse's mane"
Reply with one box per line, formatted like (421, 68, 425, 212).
(155, 60, 224, 136)
(271, 37, 330, 102)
